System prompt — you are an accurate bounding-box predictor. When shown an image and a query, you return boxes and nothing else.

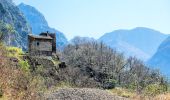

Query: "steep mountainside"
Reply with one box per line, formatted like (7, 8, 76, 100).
(18, 3, 68, 49)
(99, 27, 168, 61)
(148, 36, 170, 76)
(0, 0, 31, 50)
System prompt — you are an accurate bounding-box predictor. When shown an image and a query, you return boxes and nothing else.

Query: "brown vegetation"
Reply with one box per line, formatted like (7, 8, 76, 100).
(61, 37, 167, 94)
(0, 44, 40, 99)
(0, 36, 169, 99)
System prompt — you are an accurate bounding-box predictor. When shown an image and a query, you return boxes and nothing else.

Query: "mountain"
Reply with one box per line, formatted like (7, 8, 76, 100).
(99, 27, 168, 61)
(18, 3, 68, 49)
(148, 36, 170, 76)
(0, 0, 31, 50)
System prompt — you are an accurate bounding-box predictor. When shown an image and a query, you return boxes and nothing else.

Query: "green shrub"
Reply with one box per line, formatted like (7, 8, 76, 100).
(19, 60, 30, 72)
(126, 82, 137, 90)
(144, 84, 166, 96)
(7, 46, 31, 72)
(109, 79, 117, 88)
(7, 46, 23, 60)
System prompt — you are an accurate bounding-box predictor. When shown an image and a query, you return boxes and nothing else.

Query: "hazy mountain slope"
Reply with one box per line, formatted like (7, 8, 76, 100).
(99, 27, 168, 61)
(109, 40, 150, 60)
(148, 36, 170, 76)
(18, 3, 68, 49)
(0, 0, 31, 50)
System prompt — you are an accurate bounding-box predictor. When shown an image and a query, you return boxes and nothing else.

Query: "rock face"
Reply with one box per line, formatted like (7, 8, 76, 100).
(0, 0, 31, 50)
(99, 27, 168, 61)
(148, 36, 170, 76)
(45, 88, 129, 100)
(18, 3, 68, 49)
(29, 56, 58, 68)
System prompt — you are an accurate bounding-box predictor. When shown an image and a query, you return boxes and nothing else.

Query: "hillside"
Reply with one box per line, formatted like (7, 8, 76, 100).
(0, 41, 168, 99)
(0, 0, 31, 50)
(99, 27, 168, 61)
(0, 1, 169, 100)
(18, 3, 68, 49)
(148, 36, 170, 76)
(0, 43, 66, 99)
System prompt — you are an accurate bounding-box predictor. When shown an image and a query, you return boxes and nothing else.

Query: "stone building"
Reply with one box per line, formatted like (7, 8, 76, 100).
(28, 32, 56, 56)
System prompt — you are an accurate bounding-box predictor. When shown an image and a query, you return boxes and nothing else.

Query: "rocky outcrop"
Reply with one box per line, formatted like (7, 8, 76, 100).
(27, 55, 67, 87)
(0, 0, 31, 50)
(29, 56, 58, 68)
(27, 56, 60, 76)
(45, 88, 130, 100)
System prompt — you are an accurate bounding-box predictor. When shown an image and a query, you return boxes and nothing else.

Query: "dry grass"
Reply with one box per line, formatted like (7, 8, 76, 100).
(108, 87, 137, 98)
(109, 87, 170, 100)
(150, 93, 170, 100)
(132, 93, 170, 100)
(0, 44, 40, 100)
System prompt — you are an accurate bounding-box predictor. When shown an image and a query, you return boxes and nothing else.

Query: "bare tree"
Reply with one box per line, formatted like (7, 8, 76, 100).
(61, 37, 167, 90)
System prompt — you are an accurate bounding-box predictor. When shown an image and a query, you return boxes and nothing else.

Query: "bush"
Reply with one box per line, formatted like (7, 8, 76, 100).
(144, 84, 166, 96)
(62, 41, 167, 91)
(7, 46, 23, 58)
(103, 79, 117, 89)
(19, 60, 30, 72)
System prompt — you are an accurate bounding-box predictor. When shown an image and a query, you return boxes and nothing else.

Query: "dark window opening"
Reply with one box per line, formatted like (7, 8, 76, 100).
(37, 42, 40, 46)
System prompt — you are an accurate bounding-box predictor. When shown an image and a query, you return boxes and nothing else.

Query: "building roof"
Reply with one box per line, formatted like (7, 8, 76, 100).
(28, 34, 53, 40)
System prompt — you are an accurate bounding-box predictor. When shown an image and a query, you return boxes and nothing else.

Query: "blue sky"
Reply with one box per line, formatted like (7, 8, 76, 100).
(13, 0, 170, 40)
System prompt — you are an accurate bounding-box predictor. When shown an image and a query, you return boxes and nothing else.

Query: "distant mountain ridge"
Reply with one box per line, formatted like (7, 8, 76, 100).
(148, 36, 170, 76)
(99, 27, 168, 61)
(0, 0, 31, 50)
(18, 3, 68, 49)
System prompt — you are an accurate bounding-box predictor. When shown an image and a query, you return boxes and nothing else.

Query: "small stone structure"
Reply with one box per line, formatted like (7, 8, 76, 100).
(28, 32, 56, 56)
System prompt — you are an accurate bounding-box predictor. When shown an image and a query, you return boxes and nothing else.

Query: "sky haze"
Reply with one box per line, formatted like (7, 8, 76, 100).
(13, 0, 170, 40)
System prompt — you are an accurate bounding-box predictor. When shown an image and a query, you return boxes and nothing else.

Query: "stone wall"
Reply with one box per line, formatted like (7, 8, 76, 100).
(28, 56, 59, 70)
(30, 40, 52, 51)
